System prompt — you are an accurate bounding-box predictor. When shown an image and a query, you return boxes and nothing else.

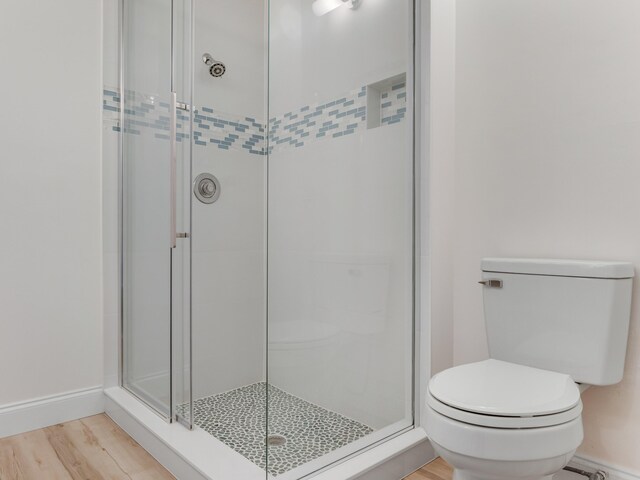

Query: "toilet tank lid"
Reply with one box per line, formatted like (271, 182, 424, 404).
(482, 258, 634, 279)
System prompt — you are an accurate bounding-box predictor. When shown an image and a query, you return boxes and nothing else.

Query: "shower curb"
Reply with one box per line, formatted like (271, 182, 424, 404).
(104, 387, 263, 480)
(104, 387, 436, 480)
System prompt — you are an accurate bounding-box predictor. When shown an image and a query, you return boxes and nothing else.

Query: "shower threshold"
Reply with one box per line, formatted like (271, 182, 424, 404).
(104, 386, 433, 480)
(179, 383, 373, 476)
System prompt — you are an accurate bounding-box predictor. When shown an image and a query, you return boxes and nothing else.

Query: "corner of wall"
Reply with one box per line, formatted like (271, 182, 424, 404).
(428, 0, 456, 375)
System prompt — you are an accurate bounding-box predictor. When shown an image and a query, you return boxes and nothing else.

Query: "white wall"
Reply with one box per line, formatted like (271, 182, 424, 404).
(0, 1, 103, 405)
(453, 0, 640, 472)
(428, 0, 456, 376)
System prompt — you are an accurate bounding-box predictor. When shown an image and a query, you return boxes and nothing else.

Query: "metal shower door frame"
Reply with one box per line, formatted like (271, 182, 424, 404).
(117, 0, 194, 429)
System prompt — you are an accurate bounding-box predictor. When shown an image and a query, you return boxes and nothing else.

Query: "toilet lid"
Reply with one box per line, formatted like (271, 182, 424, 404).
(429, 359, 580, 417)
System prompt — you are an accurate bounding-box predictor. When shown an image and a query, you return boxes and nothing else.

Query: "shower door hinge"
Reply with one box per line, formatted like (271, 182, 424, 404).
(176, 232, 190, 239)
(176, 102, 190, 111)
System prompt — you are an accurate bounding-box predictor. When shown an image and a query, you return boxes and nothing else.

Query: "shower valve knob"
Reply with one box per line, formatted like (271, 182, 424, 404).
(202, 181, 215, 195)
(194, 173, 221, 204)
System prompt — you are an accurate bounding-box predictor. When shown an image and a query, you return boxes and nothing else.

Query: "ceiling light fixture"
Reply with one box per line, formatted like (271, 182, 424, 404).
(312, 0, 361, 17)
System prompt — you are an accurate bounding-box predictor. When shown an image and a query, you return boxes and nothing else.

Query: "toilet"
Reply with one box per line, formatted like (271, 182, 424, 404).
(425, 258, 634, 480)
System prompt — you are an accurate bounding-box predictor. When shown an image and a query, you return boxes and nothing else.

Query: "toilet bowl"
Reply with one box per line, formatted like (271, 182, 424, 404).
(425, 360, 583, 480)
(424, 258, 633, 480)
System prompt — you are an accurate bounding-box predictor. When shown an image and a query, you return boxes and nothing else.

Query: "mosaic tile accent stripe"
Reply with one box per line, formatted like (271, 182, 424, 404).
(103, 88, 266, 154)
(103, 79, 406, 155)
(193, 107, 265, 155)
(267, 86, 367, 154)
(177, 382, 373, 476)
(381, 81, 407, 126)
(103, 88, 179, 138)
(102, 88, 121, 128)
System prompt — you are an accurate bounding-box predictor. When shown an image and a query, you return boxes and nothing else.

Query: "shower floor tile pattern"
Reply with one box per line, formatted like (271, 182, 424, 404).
(184, 383, 373, 476)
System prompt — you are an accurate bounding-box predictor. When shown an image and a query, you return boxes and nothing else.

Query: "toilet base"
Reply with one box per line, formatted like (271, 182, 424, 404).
(432, 441, 575, 480)
(426, 404, 581, 480)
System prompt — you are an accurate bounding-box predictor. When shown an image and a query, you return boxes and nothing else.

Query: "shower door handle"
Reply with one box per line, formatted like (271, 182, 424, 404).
(170, 91, 177, 249)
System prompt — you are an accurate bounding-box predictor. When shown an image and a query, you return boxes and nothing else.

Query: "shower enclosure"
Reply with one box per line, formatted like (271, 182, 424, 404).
(117, 0, 417, 477)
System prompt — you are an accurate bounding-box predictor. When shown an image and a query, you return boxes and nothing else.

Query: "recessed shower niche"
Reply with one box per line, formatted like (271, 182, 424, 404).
(115, 0, 419, 478)
(366, 73, 408, 129)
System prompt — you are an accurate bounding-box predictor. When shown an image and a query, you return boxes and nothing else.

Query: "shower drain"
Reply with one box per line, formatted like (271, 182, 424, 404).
(267, 435, 287, 447)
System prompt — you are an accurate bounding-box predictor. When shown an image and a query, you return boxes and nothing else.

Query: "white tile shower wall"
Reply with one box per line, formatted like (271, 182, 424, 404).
(267, 124, 411, 429)
(102, 0, 411, 407)
(1, 1, 103, 405)
(267, 0, 413, 429)
(190, 0, 267, 399)
(453, 0, 640, 472)
(193, 0, 266, 121)
(101, 83, 407, 399)
(269, 0, 410, 115)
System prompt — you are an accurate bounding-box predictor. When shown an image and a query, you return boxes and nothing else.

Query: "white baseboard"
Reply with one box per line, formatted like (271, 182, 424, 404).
(0, 386, 105, 439)
(571, 454, 640, 480)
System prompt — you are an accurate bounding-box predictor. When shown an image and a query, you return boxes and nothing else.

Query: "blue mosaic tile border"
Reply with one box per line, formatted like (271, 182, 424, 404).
(193, 107, 265, 155)
(103, 88, 266, 154)
(102, 88, 121, 128)
(103, 88, 177, 137)
(381, 81, 407, 126)
(103, 79, 406, 156)
(267, 86, 367, 154)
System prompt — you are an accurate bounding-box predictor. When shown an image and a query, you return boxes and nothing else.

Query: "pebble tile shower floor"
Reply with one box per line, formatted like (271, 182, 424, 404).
(182, 383, 373, 476)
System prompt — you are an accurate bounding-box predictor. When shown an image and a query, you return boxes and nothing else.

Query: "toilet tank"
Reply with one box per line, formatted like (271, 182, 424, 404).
(481, 258, 634, 385)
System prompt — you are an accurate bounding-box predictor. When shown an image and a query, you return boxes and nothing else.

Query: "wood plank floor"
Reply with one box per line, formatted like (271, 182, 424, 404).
(404, 457, 453, 480)
(0, 414, 175, 480)
(0, 413, 452, 480)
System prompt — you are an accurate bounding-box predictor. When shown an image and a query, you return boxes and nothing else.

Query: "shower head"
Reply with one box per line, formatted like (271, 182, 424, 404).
(202, 53, 226, 77)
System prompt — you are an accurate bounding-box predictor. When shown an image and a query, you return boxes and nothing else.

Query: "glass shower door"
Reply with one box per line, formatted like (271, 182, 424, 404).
(121, 0, 192, 424)
(266, 0, 415, 476)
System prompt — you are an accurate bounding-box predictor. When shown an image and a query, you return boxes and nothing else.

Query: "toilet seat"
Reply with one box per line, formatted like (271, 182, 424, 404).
(428, 359, 582, 428)
(427, 391, 582, 428)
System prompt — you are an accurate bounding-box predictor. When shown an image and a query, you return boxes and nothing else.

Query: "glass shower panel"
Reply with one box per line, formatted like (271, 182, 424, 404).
(186, 0, 268, 473)
(121, 0, 174, 418)
(172, 0, 194, 428)
(267, 0, 415, 476)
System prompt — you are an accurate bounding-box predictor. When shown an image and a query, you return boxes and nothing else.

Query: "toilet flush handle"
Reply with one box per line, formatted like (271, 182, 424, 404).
(479, 279, 503, 288)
